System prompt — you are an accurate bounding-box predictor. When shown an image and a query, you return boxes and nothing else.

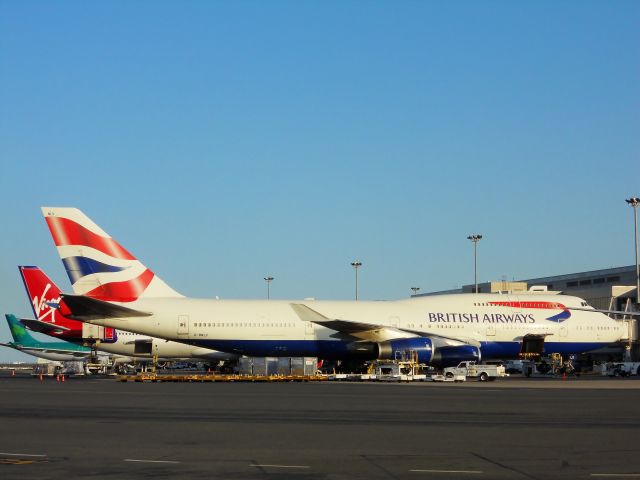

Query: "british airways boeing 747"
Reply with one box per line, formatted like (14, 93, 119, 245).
(41, 207, 628, 367)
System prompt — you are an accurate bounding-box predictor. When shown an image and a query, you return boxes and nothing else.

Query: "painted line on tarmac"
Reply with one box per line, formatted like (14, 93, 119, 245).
(410, 469, 483, 474)
(124, 459, 181, 464)
(250, 464, 310, 469)
(0, 452, 47, 457)
(591, 475, 640, 478)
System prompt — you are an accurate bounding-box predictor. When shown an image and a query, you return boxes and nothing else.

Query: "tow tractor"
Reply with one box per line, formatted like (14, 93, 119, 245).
(443, 361, 506, 381)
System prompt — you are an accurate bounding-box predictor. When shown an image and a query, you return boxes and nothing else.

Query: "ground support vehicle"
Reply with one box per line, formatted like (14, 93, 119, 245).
(443, 361, 506, 381)
(607, 362, 640, 377)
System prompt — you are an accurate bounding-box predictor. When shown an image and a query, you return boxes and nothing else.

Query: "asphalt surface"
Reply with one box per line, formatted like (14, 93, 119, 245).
(1, 374, 639, 479)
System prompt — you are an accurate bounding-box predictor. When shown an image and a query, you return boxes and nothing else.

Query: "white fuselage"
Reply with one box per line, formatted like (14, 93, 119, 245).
(82, 293, 626, 360)
(94, 329, 235, 361)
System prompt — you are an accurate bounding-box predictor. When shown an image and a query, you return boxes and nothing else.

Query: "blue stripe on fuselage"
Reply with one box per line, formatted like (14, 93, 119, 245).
(187, 339, 611, 361)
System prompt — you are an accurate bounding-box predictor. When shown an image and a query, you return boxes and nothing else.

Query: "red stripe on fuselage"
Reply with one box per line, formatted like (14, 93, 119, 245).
(84, 268, 155, 302)
(45, 217, 135, 260)
(489, 301, 567, 310)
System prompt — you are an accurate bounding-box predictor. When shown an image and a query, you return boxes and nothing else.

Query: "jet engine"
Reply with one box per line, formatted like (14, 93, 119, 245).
(347, 337, 481, 368)
(430, 344, 481, 367)
(376, 338, 434, 364)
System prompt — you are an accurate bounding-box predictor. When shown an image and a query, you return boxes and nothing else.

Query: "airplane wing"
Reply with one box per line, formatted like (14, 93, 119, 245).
(21, 318, 70, 334)
(61, 294, 152, 321)
(567, 306, 640, 317)
(289, 303, 481, 346)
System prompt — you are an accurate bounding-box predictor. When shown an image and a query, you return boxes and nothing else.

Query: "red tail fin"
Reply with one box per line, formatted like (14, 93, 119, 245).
(19, 266, 82, 337)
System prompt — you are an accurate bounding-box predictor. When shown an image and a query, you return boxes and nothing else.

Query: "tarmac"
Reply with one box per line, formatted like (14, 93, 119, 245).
(1, 373, 640, 479)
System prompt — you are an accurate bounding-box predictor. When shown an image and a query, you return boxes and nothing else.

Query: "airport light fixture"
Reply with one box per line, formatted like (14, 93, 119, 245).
(467, 234, 483, 294)
(626, 197, 640, 303)
(410, 287, 421, 296)
(350, 261, 362, 300)
(264, 276, 274, 300)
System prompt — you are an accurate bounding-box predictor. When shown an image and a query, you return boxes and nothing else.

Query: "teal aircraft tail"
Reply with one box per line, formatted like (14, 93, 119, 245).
(5, 314, 39, 347)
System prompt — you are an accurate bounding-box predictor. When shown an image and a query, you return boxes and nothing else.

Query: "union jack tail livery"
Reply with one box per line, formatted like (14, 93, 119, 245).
(41, 207, 182, 302)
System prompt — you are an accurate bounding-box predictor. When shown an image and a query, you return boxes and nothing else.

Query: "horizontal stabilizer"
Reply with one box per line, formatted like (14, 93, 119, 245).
(61, 294, 152, 321)
(21, 318, 70, 334)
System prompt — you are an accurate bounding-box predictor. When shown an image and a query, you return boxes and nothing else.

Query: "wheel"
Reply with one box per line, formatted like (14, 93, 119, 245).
(636, 366, 640, 376)
(479, 372, 489, 382)
(445, 372, 454, 379)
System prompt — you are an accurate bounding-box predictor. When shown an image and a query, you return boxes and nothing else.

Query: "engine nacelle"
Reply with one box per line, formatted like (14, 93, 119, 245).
(376, 338, 434, 364)
(431, 345, 481, 367)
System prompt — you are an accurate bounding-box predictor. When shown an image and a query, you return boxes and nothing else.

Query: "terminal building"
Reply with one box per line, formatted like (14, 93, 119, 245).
(421, 265, 639, 360)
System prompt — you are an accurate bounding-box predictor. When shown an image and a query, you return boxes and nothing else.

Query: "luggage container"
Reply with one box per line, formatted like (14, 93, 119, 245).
(249, 357, 279, 376)
(238, 357, 253, 375)
(290, 357, 317, 376)
(277, 357, 292, 375)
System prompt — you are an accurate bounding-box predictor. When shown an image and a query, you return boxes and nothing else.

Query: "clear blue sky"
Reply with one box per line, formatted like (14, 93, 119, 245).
(1, 1, 638, 361)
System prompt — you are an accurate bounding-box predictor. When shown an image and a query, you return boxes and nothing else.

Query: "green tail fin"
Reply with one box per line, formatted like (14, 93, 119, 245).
(5, 314, 38, 346)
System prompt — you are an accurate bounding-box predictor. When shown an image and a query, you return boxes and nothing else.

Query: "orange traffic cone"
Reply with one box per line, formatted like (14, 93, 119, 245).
(39, 373, 43, 381)
(56, 374, 60, 382)
(11, 369, 15, 377)
(562, 372, 567, 380)
(61, 375, 65, 383)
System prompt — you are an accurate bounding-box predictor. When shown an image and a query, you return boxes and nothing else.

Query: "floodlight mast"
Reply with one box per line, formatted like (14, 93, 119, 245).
(264, 276, 274, 300)
(350, 261, 362, 300)
(467, 234, 483, 294)
(626, 197, 640, 303)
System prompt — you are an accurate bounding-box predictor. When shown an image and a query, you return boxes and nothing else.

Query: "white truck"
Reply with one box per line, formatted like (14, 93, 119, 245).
(607, 362, 640, 377)
(443, 361, 506, 381)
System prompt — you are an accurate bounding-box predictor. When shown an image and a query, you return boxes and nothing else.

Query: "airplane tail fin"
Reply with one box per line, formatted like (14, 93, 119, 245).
(19, 266, 81, 335)
(5, 314, 39, 346)
(41, 207, 183, 302)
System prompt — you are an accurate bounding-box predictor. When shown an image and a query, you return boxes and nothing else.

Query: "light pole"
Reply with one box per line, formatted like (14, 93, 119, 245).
(410, 287, 420, 296)
(264, 276, 274, 300)
(626, 197, 640, 303)
(350, 261, 362, 300)
(467, 234, 482, 293)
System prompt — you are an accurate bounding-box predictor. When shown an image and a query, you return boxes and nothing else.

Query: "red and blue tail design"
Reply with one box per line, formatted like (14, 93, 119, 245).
(41, 207, 182, 302)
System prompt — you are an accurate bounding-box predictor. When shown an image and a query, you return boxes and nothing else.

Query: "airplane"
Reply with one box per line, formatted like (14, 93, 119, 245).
(18, 265, 236, 363)
(42, 207, 629, 367)
(1, 313, 95, 362)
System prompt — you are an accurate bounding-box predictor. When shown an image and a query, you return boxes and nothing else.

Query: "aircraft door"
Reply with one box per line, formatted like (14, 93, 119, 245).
(177, 315, 189, 337)
(305, 321, 314, 339)
(82, 323, 104, 341)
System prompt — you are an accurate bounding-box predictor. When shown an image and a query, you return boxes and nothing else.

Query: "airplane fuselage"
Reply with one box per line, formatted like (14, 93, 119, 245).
(83, 293, 626, 361)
